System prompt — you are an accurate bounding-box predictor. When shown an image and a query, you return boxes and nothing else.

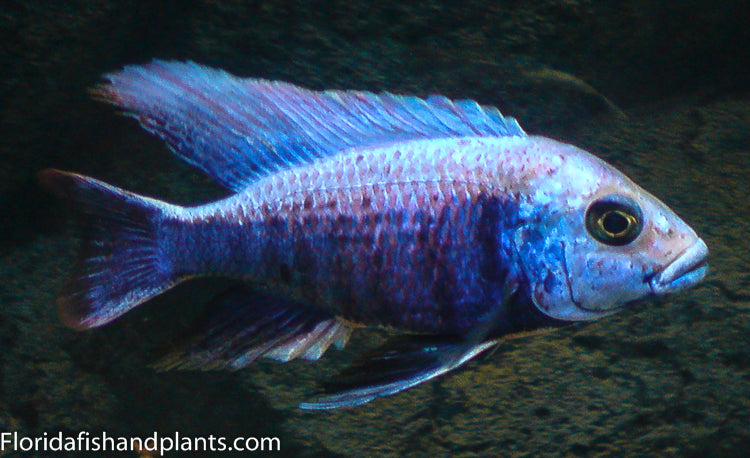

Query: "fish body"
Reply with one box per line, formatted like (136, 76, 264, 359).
(41, 62, 708, 409)
(170, 135, 599, 334)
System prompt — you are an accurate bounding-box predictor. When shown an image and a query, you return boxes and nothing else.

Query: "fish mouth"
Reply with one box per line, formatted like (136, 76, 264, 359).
(649, 239, 709, 295)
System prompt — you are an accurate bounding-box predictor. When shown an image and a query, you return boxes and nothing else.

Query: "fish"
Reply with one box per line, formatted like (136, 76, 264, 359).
(520, 66, 628, 119)
(39, 61, 709, 410)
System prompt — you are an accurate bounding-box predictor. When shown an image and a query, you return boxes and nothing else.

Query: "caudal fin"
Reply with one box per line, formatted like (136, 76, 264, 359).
(39, 169, 181, 329)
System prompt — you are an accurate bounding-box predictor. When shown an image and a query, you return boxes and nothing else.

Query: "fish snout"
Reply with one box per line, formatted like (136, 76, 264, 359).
(649, 238, 709, 295)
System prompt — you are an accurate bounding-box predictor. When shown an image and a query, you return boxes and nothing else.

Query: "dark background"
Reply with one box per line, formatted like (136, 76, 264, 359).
(1, 1, 749, 456)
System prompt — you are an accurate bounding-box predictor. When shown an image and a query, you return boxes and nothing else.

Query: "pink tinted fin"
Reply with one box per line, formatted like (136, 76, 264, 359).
(154, 286, 351, 371)
(264, 319, 351, 362)
(94, 61, 525, 191)
(39, 169, 181, 329)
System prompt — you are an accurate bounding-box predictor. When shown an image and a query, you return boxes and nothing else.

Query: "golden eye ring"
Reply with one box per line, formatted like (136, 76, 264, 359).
(585, 195, 643, 246)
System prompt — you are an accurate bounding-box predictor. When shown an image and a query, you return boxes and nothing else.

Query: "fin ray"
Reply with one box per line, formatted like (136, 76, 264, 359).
(299, 336, 497, 410)
(155, 286, 351, 370)
(39, 169, 181, 329)
(95, 61, 525, 191)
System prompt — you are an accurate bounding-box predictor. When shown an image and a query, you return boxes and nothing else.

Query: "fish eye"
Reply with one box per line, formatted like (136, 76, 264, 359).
(585, 195, 643, 246)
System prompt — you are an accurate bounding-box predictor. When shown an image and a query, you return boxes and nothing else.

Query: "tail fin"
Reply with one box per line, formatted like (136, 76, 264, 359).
(39, 169, 181, 329)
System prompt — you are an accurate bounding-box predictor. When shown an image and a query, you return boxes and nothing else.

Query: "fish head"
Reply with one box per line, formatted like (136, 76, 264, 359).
(513, 139, 708, 322)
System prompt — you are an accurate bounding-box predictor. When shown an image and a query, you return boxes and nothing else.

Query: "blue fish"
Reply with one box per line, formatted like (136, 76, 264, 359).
(40, 61, 708, 409)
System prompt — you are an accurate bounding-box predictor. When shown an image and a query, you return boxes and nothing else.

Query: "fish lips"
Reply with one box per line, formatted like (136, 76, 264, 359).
(649, 239, 709, 295)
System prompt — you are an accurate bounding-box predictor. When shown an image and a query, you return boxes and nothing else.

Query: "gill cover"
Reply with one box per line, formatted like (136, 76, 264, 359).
(513, 224, 595, 322)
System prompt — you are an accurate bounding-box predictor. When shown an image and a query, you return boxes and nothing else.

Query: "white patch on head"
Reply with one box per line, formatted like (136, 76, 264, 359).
(653, 211, 671, 233)
(566, 195, 584, 210)
(532, 187, 555, 206)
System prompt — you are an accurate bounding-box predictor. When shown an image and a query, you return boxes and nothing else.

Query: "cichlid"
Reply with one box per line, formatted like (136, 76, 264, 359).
(40, 61, 708, 409)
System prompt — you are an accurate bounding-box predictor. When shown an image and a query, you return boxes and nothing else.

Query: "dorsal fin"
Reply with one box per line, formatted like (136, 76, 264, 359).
(94, 61, 526, 191)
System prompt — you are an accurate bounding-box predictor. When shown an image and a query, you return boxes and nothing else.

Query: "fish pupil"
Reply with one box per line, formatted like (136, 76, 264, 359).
(602, 210, 630, 235)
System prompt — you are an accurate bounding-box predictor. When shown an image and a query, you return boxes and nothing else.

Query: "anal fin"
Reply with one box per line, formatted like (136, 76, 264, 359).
(155, 286, 350, 371)
(264, 319, 351, 362)
(299, 335, 497, 410)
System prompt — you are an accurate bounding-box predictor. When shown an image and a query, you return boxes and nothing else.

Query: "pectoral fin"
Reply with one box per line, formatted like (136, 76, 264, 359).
(301, 280, 519, 410)
(299, 335, 497, 410)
